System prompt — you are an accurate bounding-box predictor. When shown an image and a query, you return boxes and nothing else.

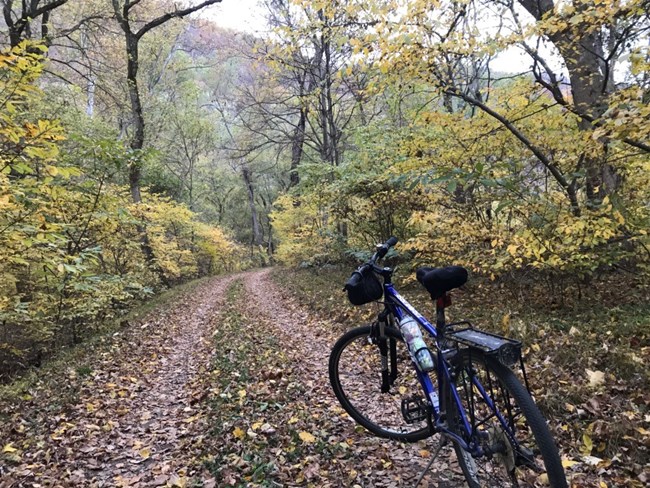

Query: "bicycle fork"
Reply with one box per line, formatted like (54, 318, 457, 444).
(373, 315, 398, 393)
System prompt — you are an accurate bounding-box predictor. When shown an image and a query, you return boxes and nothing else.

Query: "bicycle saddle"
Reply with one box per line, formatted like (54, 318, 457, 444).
(416, 266, 468, 299)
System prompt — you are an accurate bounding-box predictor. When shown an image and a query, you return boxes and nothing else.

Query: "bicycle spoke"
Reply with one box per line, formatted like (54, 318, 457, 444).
(446, 351, 566, 487)
(329, 326, 433, 441)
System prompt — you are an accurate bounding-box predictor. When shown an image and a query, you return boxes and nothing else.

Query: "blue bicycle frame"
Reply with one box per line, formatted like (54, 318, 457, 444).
(383, 282, 520, 457)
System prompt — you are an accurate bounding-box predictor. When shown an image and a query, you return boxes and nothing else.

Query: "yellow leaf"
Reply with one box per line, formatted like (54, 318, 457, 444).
(562, 459, 579, 468)
(501, 313, 511, 334)
(3, 443, 17, 453)
(139, 447, 151, 459)
(252, 421, 263, 430)
(233, 427, 245, 440)
(298, 431, 316, 443)
(288, 417, 299, 424)
(581, 433, 593, 455)
(586, 369, 605, 388)
(537, 473, 549, 485)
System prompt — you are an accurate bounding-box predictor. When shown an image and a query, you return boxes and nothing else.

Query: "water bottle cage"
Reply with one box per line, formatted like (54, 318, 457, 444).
(413, 345, 431, 356)
(411, 346, 435, 372)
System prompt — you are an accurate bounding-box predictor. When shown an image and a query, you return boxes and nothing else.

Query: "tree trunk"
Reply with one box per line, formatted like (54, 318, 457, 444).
(242, 165, 263, 246)
(518, 0, 618, 204)
(2, 0, 69, 47)
(125, 32, 145, 203)
(289, 108, 307, 188)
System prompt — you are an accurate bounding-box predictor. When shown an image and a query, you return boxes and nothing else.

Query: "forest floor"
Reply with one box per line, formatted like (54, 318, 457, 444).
(1, 267, 648, 487)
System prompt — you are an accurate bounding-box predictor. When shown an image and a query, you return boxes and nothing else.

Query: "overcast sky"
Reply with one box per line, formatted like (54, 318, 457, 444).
(202, 0, 267, 34)
(200, 0, 550, 76)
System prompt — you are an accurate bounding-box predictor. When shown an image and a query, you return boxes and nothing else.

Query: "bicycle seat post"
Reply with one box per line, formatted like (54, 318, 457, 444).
(435, 294, 450, 330)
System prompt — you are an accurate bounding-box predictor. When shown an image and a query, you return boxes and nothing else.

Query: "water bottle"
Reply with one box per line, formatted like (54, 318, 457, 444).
(399, 315, 435, 372)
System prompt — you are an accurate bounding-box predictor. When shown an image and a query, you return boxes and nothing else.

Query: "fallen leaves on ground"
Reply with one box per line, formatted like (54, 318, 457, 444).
(2, 267, 648, 487)
(199, 271, 465, 487)
(275, 266, 650, 488)
(0, 276, 234, 487)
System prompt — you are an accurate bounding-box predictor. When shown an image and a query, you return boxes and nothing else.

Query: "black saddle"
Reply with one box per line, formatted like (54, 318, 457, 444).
(416, 266, 468, 299)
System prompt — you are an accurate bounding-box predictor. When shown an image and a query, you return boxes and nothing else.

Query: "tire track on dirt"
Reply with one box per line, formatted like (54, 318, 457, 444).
(242, 269, 464, 487)
(1, 273, 240, 488)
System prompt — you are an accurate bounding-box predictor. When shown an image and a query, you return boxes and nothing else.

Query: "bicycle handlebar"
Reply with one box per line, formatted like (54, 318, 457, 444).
(372, 236, 398, 264)
(344, 237, 398, 291)
(345, 269, 363, 290)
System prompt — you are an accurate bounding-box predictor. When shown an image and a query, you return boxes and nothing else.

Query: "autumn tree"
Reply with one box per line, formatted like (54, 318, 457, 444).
(1, 0, 69, 47)
(374, 0, 650, 213)
(0, 42, 241, 374)
(246, 0, 379, 187)
(110, 0, 223, 202)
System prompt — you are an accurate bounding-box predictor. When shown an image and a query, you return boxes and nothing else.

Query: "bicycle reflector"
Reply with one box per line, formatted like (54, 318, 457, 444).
(446, 328, 522, 367)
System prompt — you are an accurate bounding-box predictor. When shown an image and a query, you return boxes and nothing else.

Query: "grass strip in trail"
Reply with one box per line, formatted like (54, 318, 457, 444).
(203, 280, 340, 487)
(273, 266, 650, 488)
(202, 276, 446, 488)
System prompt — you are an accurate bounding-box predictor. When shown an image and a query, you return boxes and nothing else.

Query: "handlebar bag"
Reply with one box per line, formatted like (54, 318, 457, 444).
(344, 266, 383, 305)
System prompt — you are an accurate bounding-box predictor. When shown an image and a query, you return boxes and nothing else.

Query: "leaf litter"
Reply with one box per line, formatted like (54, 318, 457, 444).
(0, 275, 238, 487)
(3, 267, 647, 487)
(200, 270, 466, 487)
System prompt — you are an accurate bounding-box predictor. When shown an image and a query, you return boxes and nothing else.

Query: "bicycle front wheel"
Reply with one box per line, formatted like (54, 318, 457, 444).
(329, 325, 433, 442)
(444, 350, 567, 487)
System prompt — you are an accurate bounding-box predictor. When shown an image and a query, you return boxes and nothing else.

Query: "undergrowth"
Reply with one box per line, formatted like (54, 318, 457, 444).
(273, 266, 650, 487)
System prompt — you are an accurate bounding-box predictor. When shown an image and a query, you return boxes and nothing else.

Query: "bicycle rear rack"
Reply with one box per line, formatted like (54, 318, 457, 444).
(446, 325, 522, 367)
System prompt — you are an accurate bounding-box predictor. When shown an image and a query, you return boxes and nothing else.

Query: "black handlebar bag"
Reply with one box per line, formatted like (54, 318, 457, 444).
(345, 266, 383, 305)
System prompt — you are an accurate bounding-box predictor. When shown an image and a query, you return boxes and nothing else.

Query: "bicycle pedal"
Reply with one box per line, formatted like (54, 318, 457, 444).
(401, 396, 429, 424)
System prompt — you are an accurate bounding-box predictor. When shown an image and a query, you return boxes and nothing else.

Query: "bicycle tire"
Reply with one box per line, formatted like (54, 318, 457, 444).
(443, 350, 567, 487)
(329, 325, 434, 442)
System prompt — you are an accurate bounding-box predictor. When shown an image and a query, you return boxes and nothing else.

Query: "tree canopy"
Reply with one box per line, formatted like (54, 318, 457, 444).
(0, 0, 648, 374)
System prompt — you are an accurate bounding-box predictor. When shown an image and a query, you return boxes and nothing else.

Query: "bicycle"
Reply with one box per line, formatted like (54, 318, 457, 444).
(328, 237, 567, 487)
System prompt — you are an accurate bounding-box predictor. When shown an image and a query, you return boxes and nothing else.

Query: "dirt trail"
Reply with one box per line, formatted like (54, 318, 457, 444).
(1, 274, 238, 488)
(2, 269, 464, 487)
(242, 269, 463, 487)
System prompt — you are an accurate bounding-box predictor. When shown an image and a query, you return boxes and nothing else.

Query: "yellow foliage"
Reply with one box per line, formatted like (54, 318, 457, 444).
(270, 194, 338, 266)
(0, 43, 241, 374)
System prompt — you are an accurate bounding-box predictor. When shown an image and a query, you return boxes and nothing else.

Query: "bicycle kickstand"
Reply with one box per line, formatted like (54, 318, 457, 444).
(414, 436, 448, 487)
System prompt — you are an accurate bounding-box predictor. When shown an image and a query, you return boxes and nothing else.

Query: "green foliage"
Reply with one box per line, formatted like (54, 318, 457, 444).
(270, 193, 341, 266)
(272, 78, 650, 276)
(269, 0, 650, 283)
(0, 43, 242, 377)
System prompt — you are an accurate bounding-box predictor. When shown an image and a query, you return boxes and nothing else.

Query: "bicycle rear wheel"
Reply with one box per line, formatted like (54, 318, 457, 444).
(329, 325, 434, 442)
(444, 350, 567, 487)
